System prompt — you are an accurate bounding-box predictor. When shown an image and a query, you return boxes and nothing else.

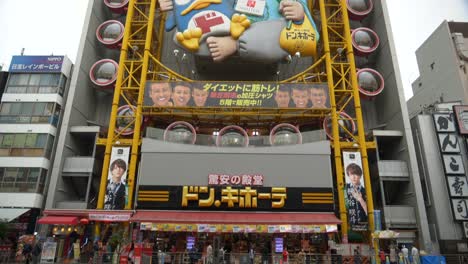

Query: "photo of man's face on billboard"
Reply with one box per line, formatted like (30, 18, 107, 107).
(104, 147, 130, 210)
(309, 84, 329, 108)
(148, 82, 173, 107)
(343, 151, 368, 231)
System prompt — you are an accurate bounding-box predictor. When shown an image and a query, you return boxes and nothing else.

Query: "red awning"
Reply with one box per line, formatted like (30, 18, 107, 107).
(38, 216, 79, 225)
(42, 209, 133, 222)
(131, 211, 341, 225)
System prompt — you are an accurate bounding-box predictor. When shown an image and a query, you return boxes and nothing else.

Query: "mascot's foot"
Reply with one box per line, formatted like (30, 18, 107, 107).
(207, 36, 237, 62)
(230, 13, 250, 39)
(176, 28, 202, 51)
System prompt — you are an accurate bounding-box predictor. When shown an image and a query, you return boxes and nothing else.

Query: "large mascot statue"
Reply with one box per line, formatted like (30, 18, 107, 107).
(159, 0, 319, 63)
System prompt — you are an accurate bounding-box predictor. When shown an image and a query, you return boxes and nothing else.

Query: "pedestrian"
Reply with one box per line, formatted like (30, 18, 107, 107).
(22, 242, 32, 264)
(389, 245, 397, 264)
(354, 247, 362, 264)
(128, 242, 135, 264)
(170, 244, 177, 263)
(410, 246, 419, 264)
(282, 247, 289, 264)
(31, 239, 42, 264)
(401, 245, 409, 264)
(298, 248, 306, 264)
(379, 249, 386, 263)
(261, 244, 269, 264)
(189, 246, 197, 264)
(249, 245, 255, 264)
(206, 243, 213, 264)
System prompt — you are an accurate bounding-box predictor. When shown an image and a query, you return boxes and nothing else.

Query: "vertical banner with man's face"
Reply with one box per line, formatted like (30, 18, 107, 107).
(104, 147, 130, 210)
(343, 151, 368, 231)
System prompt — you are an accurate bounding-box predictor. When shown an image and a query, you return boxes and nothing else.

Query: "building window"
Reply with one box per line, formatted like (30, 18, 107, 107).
(0, 133, 54, 158)
(6, 73, 67, 96)
(0, 167, 47, 193)
(0, 102, 60, 126)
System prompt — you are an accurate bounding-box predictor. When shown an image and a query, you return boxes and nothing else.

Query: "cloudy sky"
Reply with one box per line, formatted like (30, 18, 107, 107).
(0, 0, 467, 100)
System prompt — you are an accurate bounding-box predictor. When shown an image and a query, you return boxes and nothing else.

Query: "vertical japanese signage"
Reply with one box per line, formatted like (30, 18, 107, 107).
(9, 56, 64, 73)
(343, 151, 368, 231)
(433, 112, 468, 222)
(104, 147, 130, 210)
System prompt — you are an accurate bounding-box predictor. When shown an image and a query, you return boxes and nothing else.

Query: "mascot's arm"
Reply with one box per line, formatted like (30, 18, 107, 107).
(165, 11, 177, 31)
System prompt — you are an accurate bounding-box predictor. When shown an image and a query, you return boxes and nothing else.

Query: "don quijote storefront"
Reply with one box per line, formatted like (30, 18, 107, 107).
(129, 138, 341, 263)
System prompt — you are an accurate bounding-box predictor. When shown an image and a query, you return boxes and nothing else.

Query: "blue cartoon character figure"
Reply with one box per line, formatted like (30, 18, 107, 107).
(160, 0, 251, 52)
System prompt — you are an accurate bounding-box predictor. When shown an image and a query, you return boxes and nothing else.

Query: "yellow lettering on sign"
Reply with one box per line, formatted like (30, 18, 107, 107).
(271, 187, 287, 208)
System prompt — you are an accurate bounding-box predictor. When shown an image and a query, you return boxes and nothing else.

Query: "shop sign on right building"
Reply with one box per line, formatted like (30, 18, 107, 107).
(433, 107, 468, 239)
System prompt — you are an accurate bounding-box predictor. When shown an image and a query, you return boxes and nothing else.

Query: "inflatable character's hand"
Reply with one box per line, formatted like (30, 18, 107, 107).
(279, 1, 304, 22)
(176, 28, 203, 51)
(159, 0, 173, 11)
(230, 13, 250, 39)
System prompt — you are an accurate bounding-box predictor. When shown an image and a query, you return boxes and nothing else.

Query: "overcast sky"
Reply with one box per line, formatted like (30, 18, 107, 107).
(0, 0, 467, 100)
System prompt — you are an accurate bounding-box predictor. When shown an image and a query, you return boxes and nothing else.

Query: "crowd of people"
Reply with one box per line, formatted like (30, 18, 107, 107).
(376, 244, 420, 264)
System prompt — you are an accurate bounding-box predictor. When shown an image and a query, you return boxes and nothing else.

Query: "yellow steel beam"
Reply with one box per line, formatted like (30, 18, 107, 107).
(340, 0, 376, 229)
(126, 0, 157, 210)
(339, 0, 378, 259)
(96, 138, 138, 146)
(97, 0, 138, 209)
(319, 0, 348, 239)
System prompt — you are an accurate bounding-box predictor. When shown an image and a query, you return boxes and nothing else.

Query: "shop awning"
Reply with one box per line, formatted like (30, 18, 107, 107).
(0, 208, 29, 222)
(37, 216, 79, 225)
(42, 209, 133, 222)
(131, 211, 341, 225)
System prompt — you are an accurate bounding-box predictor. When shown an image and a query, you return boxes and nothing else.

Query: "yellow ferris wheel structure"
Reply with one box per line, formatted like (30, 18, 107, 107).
(96, 0, 377, 242)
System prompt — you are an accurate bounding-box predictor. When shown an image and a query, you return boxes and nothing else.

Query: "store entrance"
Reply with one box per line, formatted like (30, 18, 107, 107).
(139, 230, 331, 264)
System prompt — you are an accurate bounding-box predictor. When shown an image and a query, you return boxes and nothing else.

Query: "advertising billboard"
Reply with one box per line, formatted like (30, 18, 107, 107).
(144, 81, 329, 109)
(104, 147, 130, 210)
(9, 56, 64, 73)
(343, 151, 368, 231)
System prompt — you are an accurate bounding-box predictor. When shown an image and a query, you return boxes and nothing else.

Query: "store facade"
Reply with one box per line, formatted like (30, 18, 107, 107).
(128, 138, 341, 262)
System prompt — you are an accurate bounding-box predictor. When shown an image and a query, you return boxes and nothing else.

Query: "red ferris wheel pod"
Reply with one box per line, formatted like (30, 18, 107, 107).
(216, 125, 249, 147)
(351, 27, 380, 57)
(96, 20, 124, 49)
(323, 112, 356, 140)
(357, 68, 384, 100)
(89, 59, 119, 89)
(104, 0, 129, 14)
(347, 0, 373, 21)
(269, 123, 302, 146)
(164, 121, 197, 145)
(115, 105, 138, 136)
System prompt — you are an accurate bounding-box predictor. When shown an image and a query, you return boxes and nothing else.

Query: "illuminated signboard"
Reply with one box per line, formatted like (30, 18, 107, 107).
(9, 56, 64, 73)
(144, 81, 330, 109)
(136, 185, 333, 212)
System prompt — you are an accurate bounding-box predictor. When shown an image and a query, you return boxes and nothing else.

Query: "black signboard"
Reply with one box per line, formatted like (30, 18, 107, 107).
(137, 185, 334, 212)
